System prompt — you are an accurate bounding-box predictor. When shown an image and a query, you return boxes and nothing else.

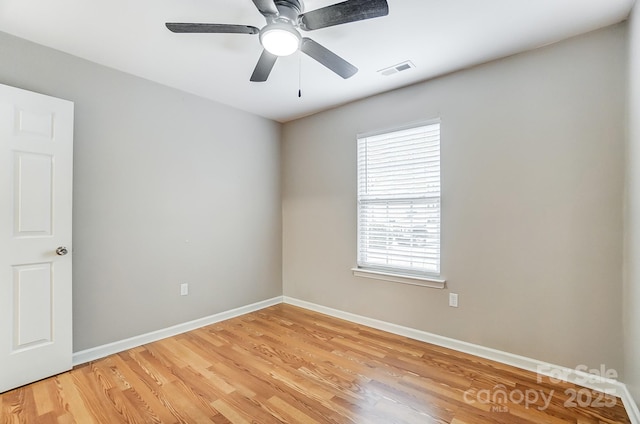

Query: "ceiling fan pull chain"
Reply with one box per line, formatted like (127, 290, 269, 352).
(298, 52, 302, 98)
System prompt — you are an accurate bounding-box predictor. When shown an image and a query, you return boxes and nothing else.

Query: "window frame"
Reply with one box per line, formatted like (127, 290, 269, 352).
(352, 120, 445, 289)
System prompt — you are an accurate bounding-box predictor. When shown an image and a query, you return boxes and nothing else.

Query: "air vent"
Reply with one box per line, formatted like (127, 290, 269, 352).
(378, 60, 415, 76)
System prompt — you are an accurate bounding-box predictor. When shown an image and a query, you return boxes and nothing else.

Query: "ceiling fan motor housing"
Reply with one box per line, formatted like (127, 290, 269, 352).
(272, 0, 302, 25)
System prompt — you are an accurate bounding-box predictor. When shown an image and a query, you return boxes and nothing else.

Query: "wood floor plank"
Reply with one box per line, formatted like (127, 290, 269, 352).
(210, 399, 250, 424)
(31, 379, 56, 417)
(160, 380, 218, 424)
(67, 365, 128, 424)
(109, 354, 175, 424)
(115, 352, 189, 423)
(55, 372, 100, 424)
(267, 395, 321, 424)
(0, 304, 632, 423)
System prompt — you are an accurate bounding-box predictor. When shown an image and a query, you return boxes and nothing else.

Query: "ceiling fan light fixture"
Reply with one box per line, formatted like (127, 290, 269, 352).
(260, 24, 301, 56)
(166, 0, 390, 82)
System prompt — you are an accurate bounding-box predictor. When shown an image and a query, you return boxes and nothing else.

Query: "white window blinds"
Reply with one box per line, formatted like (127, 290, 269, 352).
(357, 122, 441, 276)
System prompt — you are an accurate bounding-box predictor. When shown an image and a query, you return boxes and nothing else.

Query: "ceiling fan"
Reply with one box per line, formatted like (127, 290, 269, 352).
(166, 0, 389, 82)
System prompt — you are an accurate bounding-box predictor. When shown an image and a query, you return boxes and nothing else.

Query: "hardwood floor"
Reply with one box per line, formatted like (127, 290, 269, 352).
(0, 304, 632, 423)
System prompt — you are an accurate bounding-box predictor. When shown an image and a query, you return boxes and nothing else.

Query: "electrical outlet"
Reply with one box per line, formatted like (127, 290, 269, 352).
(449, 293, 459, 308)
(180, 283, 189, 296)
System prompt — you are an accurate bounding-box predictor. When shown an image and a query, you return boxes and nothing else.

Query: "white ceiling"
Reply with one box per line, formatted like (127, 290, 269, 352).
(0, 0, 634, 122)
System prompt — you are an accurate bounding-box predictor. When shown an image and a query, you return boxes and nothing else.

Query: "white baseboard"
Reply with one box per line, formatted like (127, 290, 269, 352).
(72, 296, 283, 366)
(283, 296, 639, 423)
(621, 384, 640, 424)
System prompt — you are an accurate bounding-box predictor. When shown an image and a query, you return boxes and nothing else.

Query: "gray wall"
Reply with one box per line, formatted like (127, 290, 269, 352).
(0, 32, 282, 351)
(282, 24, 626, 373)
(625, 4, 640, 403)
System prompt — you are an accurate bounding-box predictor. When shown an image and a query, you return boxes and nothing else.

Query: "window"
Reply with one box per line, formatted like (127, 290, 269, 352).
(356, 122, 442, 284)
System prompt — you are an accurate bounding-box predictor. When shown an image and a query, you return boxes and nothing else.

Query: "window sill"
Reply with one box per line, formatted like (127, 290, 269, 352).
(351, 268, 446, 289)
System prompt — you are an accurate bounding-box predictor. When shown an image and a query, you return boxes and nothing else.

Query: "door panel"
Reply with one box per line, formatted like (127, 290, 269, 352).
(14, 152, 53, 236)
(13, 262, 53, 349)
(0, 84, 73, 393)
(15, 108, 54, 139)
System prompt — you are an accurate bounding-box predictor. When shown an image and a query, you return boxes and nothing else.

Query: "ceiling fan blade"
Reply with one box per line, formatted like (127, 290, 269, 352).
(250, 50, 278, 82)
(166, 23, 259, 34)
(252, 0, 279, 17)
(301, 38, 357, 79)
(299, 0, 388, 31)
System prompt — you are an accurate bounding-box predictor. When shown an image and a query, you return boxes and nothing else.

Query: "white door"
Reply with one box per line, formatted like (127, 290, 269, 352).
(0, 84, 74, 393)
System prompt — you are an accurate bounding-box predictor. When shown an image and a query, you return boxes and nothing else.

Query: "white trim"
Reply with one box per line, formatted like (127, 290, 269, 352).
(283, 296, 638, 422)
(357, 117, 442, 139)
(352, 267, 446, 289)
(621, 384, 640, 424)
(72, 296, 283, 366)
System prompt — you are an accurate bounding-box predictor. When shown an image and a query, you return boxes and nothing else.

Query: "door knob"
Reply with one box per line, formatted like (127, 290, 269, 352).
(56, 246, 68, 256)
